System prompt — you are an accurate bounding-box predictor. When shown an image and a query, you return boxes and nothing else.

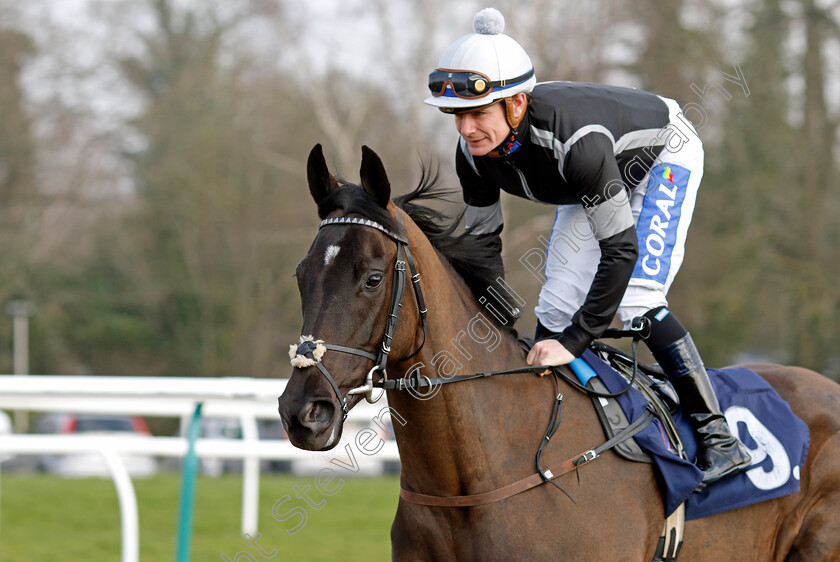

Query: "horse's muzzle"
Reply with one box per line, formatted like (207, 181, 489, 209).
(278, 391, 342, 451)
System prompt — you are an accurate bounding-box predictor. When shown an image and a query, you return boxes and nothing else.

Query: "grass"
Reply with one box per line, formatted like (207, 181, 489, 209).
(0, 472, 400, 561)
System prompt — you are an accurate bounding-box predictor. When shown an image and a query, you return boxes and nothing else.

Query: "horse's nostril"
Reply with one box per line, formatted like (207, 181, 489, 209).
(303, 399, 335, 426)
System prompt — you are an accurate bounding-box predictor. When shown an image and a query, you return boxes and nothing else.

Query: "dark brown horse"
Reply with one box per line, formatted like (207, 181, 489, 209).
(278, 145, 840, 561)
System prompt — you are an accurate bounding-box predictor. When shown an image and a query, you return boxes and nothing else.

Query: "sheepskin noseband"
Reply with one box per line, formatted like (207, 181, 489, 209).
(289, 335, 327, 368)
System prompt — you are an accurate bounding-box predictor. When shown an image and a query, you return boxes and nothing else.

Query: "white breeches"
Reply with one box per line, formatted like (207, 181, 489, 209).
(535, 98, 704, 331)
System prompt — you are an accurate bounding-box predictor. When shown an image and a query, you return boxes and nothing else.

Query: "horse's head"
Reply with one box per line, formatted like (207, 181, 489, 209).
(278, 145, 425, 450)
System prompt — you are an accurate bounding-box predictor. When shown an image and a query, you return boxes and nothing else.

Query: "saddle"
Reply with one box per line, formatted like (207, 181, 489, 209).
(587, 341, 684, 464)
(519, 335, 688, 562)
(517, 335, 809, 562)
(519, 336, 685, 465)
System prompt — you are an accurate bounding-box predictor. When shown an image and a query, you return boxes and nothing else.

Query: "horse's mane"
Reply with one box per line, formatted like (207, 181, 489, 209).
(393, 164, 507, 311)
(317, 163, 506, 320)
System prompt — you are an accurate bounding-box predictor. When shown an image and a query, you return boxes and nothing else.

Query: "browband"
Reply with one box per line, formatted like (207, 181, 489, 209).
(319, 217, 408, 244)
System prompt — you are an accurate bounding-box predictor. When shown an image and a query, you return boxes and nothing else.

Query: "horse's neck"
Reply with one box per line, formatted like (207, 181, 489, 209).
(386, 338, 581, 497)
(397, 213, 526, 376)
(398, 226, 526, 379)
(386, 232, 582, 497)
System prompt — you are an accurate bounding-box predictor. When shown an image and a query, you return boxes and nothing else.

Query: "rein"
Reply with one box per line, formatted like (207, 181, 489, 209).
(291, 213, 653, 507)
(392, 361, 654, 507)
(383, 330, 654, 508)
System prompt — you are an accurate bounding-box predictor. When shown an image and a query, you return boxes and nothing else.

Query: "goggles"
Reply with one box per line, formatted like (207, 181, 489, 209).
(428, 68, 534, 99)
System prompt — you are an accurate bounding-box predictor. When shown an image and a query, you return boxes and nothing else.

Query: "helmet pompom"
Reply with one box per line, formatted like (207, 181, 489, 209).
(473, 8, 505, 35)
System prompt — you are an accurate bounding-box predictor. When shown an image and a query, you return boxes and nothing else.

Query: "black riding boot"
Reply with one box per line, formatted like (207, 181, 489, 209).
(654, 334, 753, 483)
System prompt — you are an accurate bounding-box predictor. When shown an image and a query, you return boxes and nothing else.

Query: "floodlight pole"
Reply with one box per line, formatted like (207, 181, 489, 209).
(4, 300, 35, 433)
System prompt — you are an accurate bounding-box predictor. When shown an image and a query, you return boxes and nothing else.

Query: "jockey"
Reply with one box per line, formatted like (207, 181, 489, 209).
(424, 8, 751, 484)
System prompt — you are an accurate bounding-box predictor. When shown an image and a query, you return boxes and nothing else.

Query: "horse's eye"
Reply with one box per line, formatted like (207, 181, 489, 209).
(366, 273, 383, 289)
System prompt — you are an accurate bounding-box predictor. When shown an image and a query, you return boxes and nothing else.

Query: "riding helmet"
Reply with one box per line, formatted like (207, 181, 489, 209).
(424, 8, 537, 113)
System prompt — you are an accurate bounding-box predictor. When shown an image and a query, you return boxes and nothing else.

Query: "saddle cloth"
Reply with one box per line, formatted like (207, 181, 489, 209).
(580, 349, 810, 520)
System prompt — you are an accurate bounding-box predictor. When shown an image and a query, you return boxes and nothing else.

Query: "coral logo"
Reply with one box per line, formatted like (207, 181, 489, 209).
(632, 163, 690, 284)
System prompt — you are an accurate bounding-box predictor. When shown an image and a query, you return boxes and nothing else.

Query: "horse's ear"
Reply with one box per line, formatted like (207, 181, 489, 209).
(359, 146, 391, 209)
(307, 144, 339, 205)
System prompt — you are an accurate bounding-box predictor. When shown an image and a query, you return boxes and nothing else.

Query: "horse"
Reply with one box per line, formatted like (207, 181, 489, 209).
(278, 144, 840, 561)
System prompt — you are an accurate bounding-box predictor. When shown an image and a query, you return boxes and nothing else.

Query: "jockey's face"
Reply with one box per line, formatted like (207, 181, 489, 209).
(454, 101, 510, 157)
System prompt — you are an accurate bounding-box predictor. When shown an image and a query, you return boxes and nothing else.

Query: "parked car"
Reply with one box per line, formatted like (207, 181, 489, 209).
(257, 418, 293, 473)
(174, 416, 291, 476)
(370, 417, 401, 475)
(194, 416, 241, 476)
(32, 413, 158, 478)
(289, 417, 400, 476)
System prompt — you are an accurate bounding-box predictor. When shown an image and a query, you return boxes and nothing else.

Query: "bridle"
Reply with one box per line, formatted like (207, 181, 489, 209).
(290, 213, 655, 510)
(290, 214, 428, 418)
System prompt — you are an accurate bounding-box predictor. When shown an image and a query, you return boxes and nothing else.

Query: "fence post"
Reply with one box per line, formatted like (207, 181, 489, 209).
(240, 412, 260, 536)
(103, 450, 139, 562)
(175, 402, 203, 562)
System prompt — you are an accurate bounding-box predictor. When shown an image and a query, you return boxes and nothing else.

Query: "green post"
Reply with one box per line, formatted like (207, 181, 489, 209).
(176, 402, 203, 562)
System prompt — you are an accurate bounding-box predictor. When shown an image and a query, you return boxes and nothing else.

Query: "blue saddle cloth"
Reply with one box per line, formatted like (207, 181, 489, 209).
(579, 349, 810, 520)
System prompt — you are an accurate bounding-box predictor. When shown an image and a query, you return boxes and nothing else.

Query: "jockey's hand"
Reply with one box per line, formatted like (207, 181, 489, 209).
(526, 339, 576, 376)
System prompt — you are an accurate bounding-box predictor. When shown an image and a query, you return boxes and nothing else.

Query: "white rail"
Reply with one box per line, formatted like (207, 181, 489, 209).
(0, 375, 399, 562)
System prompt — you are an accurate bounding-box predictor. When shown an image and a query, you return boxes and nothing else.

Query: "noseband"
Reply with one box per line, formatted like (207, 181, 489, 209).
(289, 215, 428, 417)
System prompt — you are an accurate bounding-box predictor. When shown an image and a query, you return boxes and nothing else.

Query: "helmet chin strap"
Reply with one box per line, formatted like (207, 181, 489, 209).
(487, 130, 520, 158)
(441, 96, 529, 158)
(504, 96, 527, 129)
(488, 96, 528, 158)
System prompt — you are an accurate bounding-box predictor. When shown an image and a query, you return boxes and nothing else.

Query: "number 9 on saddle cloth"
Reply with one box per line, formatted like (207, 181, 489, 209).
(532, 333, 810, 520)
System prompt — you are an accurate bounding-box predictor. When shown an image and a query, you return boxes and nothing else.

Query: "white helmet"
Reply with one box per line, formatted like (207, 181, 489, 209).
(425, 8, 536, 112)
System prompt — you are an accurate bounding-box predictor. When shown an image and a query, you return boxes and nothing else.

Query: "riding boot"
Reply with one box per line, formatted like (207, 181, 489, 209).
(653, 333, 753, 483)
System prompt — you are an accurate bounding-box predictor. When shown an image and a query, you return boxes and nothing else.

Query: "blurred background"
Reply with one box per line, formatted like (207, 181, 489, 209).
(0, 0, 837, 383)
